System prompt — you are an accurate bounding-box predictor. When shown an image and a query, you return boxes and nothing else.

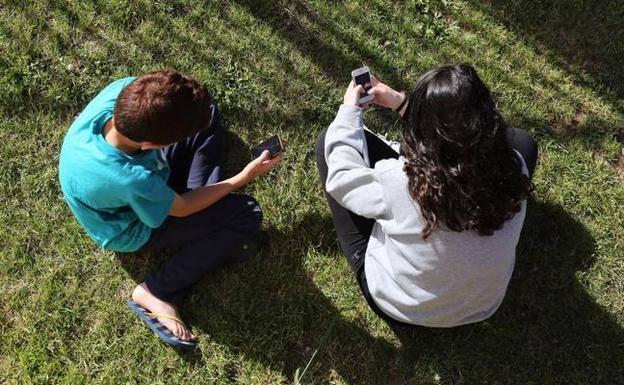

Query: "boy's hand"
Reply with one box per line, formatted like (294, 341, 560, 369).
(241, 150, 282, 184)
(368, 77, 405, 110)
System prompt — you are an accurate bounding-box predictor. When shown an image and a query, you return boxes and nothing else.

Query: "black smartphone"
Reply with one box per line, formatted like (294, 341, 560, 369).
(250, 135, 284, 159)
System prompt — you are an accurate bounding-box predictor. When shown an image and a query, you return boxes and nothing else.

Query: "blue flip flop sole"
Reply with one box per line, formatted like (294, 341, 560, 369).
(127, 299, 197, 350)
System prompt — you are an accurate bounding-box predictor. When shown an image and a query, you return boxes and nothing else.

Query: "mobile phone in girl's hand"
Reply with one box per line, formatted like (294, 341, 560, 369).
(351, 66, 374, 105)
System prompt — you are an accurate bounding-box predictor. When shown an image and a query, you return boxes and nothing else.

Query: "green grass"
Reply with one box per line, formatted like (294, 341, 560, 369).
(1, 0, 624, 383)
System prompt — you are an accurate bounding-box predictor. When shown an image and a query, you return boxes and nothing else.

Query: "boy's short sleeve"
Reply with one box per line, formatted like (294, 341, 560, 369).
(127, 173, 175, 229)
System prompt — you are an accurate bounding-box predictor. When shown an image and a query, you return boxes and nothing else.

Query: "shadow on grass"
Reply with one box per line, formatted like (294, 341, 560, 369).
(468, 0, 624, 104)
(466, 0, 624, 148)
(116, 211, 399, 383)
(231, 0, 410, 92)
(117, 193, 624, 383)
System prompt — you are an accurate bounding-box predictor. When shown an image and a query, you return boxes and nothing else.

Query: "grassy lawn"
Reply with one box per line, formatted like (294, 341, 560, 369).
(1, 0, 623, 383)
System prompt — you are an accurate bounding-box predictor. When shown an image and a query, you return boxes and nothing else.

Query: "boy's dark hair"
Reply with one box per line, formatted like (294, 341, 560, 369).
(114, 69, 213, 145)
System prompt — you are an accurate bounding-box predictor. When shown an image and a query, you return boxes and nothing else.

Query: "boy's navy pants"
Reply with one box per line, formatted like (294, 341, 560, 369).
(141, 103, 262, 304)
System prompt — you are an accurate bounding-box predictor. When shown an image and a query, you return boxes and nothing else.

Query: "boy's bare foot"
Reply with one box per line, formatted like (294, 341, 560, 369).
(131, 283, 196, 342)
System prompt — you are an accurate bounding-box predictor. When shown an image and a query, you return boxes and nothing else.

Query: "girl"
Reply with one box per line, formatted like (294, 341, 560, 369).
(315, 64, 537, 327)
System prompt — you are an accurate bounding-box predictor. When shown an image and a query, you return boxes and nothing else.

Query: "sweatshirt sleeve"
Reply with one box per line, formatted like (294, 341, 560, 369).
(323, 104, 390, 220)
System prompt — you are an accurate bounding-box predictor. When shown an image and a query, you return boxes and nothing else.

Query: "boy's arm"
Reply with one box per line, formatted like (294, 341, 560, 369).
(169, 150, 281, 217)
(169, 176, 244, 217)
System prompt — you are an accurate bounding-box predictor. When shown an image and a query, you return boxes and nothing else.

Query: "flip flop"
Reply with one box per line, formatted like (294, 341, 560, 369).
(127, 299, 197, 350)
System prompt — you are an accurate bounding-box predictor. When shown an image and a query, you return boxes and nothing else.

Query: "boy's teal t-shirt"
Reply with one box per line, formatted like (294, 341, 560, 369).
(59, 77, 175, 252)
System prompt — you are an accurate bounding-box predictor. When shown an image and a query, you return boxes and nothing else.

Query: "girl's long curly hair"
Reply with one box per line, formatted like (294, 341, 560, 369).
(401, 64, 530, 239)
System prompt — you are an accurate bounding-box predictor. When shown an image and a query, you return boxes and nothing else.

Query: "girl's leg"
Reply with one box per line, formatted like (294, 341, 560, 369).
(506, 127, 538, 179)
(316, 127, 413, 327)
(314, 127, 398, 270)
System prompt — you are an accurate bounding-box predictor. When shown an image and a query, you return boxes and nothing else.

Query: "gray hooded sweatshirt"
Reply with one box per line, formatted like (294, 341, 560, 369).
(324, 104, 527, 327)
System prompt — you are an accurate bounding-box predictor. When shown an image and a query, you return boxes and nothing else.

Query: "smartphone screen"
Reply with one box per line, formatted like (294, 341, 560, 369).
(250, 135, 283, 159)
(354, 72, 372, 97)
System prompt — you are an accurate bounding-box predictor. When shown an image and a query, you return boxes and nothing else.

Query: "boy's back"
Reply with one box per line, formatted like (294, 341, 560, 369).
(59, 77, 174, 252)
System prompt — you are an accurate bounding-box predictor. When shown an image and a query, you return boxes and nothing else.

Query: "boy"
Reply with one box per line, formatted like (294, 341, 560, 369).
(59, 69, 281, 348)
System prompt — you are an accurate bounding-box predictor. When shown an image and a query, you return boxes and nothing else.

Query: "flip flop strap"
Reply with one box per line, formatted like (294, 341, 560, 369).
(146, 312, 185, 326)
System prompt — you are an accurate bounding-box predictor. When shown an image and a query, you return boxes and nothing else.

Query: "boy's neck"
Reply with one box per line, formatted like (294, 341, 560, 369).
(103, 119, 143, 155)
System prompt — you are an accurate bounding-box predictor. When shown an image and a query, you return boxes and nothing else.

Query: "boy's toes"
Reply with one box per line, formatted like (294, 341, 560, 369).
(171, 323, 185, 340)
(179, 326, 190, 341)
(174, 323, 191, 341)
(182, 326, 194, 342)
(178, 325, 188, 341)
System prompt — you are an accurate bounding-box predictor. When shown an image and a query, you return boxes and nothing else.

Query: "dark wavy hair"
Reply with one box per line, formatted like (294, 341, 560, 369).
(401, 64, 531, 239)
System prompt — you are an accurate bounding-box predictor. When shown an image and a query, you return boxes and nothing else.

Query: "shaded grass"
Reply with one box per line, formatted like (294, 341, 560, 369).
(471, 0, 624, 105)
(1, 0, 623, 383)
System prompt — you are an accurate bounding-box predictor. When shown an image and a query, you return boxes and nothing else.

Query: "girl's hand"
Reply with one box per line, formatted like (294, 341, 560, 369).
(343, 81, 365, 107)
(368, 77, 405, 110)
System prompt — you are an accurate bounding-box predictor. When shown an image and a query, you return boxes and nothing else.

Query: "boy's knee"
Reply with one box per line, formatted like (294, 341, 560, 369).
(233, 238, 258, 263)
(231, 195, 261, 263)
(208, 102, 224, 134)
(248, 198, 263, 231)
(236, 194, 263, 231)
